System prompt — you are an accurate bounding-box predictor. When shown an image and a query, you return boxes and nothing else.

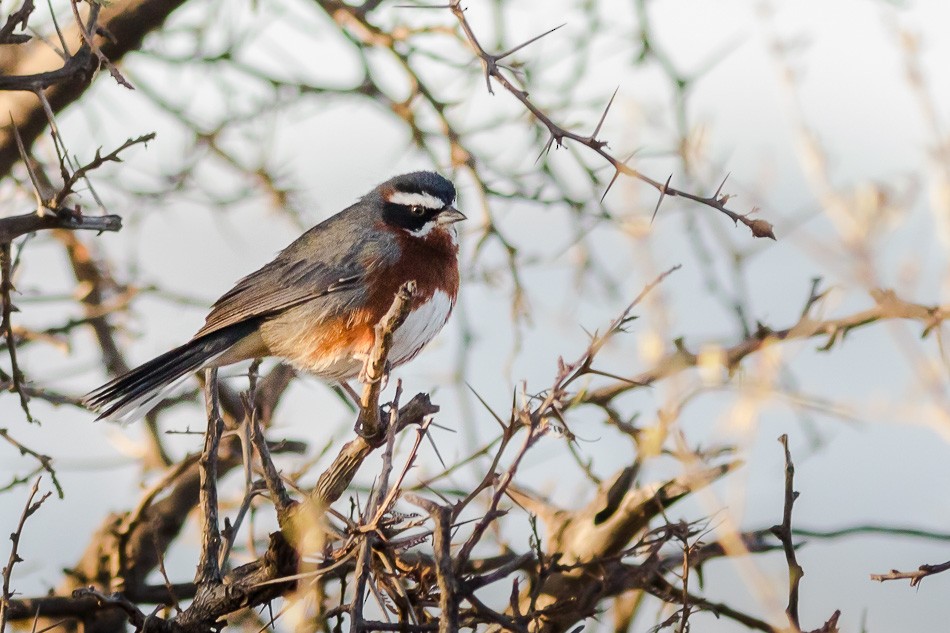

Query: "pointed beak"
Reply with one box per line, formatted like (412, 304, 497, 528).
(437, 206, 467, 225)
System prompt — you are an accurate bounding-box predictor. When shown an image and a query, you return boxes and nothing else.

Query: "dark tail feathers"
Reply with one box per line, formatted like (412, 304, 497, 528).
(84, 325, 254, 423)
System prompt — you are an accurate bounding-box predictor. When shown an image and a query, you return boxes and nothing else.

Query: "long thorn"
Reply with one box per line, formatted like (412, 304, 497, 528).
(536, 133, 556, 164)
(651, 174, 673, 224)
(9, 117, 45, 215)
(592, 86, 619, 140)
(600, 153, 635, 203)
(713, 171, 731, 199)
(496, 24, 565, 61)
(601, 169, 621, 204)
(466, 382, 508, 431)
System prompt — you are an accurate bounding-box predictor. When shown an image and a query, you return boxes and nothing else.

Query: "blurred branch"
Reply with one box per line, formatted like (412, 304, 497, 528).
(0, 0, 187, 176)
(0, 428, 60, 496)
(5, 367, 296, 631)
(2, 2, 941, 631)
(0, 207, 121, 242)
(0, 0, 35, 46)
(772, 435, 803, 631)
(501, 462, 738, 633)
(793, 525, 950, 541)
(582, 286, 950, 406)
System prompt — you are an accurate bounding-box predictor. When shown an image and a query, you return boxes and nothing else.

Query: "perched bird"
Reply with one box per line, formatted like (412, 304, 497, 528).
(84, 171, 464, 423)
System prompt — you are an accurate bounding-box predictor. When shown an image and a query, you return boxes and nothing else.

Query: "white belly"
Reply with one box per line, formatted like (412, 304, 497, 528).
(288, 289, 454, 381)
(389, 289, 454, 365)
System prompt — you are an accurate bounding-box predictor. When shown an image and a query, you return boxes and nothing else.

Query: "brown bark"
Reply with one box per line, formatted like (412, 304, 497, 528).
(0, 0, 188, 177)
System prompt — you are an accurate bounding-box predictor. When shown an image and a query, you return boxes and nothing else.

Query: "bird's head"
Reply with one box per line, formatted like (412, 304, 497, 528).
(377, 171, 465, 238)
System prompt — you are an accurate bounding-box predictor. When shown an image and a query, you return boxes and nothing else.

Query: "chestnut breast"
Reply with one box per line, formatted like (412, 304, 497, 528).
(257, 222, 459, 380)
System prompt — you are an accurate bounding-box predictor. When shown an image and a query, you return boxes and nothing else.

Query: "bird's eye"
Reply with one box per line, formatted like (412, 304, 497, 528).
(409, 205, 425, 216)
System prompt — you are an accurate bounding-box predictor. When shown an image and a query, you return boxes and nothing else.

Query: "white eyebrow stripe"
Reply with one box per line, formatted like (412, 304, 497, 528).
(387, 191, 445, 210)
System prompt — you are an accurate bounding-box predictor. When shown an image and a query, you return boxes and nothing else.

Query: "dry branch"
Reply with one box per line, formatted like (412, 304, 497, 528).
(0, 0, 187, 175)
(5, 366, 296, 631)
(871, 560, 950, 587)
(501, 462, 738, 633)
(0, 478, 50, 633)
(0, 207, 121, 243)
(312, 393, 439, 507)
(772, 435, 803, 631)
(195, 369, 224, 585)
(0, 0, 35, 46)
(2, 3, 941, 632)
(580, 287, 950, 407)
(446, 1, 775, 239)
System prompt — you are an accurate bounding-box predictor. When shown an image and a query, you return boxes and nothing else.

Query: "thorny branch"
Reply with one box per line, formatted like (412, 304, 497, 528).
(1, 3, 947, 633)
(871, 561, 950, 587)
(5, 261, 942, 632)
(49, 133, 155, 210)
(0, 427, 60, 497)
(578, 285, 950, 407)
(0, 0, 35, 46)
(447, 1, 776, 239)
(0, 0, 186, 176)
(0, 478, 50, 633)
(0, 243, 32, 423)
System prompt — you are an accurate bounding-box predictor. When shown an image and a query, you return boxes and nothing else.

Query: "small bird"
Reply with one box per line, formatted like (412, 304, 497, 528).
(84, 171, 464, 423)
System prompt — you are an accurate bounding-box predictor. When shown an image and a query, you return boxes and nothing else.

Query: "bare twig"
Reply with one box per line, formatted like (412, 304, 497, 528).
(312, 393, 439, 508)
(49, 133, 155, 209)
(68, 0, 132, 89)
(69, 588, 147, 631)
(349, 527, 375, 633)
(195, 368, 224, 585)
(247, 391, 296, 526)
(1, 478, 50, 633)
(0, 0, 35, 45)
(407, 498, 458, 633)
(0, 243, 32, 422)
(0, 0, 186, 178)
(0, 40, 93, 91)
(349, 391, 407, 632)
(871, 560, 950, 587)
(0, 208, 121, 243)
(446, 1, 775, 239)
(581, 287, 950, 407)
(772, 435, 803, 631)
